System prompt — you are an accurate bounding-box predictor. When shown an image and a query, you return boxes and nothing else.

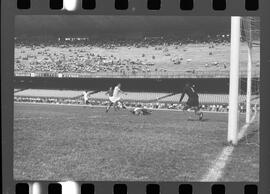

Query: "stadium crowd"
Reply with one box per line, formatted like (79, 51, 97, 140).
(15, 35, 233, 76)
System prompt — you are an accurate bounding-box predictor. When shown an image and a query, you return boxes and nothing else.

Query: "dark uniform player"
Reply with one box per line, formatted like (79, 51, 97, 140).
(179, 83, 203, 120)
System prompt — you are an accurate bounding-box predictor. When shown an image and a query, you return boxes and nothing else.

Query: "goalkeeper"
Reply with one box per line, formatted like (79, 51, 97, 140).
(179, 83, 203, 120)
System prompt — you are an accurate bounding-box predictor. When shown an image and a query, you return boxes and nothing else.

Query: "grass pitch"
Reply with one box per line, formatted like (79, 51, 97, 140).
(14, 103, 259, 181)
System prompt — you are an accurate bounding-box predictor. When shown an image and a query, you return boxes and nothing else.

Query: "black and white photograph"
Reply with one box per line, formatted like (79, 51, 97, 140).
(14, 15, 260, 181)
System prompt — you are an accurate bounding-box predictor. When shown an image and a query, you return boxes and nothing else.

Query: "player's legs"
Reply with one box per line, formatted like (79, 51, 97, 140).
(182, 104, 193, 120)
(115, 100, 127, 110)
(194, 97, 203, 120)
(119, 100, 127, 109)
(194, 106, 203, 120)
(138, 110, 143, 116)
(189, 97, 203, 120)
(113, 102, 118, 111)
(106, 102, 113, 112)
(113, 101, 122, 111)
(83, 99, 89, 108)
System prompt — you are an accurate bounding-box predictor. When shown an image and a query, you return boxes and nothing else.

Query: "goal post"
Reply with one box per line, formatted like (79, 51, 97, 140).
(227, 16, 241, 145)
(246, 37, 252, 123)
(228, 16, 260, 145)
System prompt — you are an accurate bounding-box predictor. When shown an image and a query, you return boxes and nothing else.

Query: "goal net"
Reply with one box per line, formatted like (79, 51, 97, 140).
(228, 17, 260, 145)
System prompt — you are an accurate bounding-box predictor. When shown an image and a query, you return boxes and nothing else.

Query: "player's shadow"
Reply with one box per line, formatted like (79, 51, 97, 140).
(201, 118, 209, 122)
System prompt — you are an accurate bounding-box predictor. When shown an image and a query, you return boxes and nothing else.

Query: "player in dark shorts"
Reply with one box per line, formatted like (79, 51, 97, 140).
(179, 83, 203, 120)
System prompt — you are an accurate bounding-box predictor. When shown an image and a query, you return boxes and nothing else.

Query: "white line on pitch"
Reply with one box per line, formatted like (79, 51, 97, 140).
(200, 146, 234, 182)
(200, 113, 258, 182)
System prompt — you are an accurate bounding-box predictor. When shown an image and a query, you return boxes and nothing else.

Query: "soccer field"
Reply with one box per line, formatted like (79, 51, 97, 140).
(14, 103, 259, 181)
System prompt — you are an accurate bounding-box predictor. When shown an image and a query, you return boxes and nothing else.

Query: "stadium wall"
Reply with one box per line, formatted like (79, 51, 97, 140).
(14, 77, 259, 94)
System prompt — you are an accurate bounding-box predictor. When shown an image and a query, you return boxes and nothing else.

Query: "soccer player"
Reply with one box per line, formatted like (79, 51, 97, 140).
(83, 90, 90, 105)
(130, 106, 153, 116)
(106, 83, 127, 112)
(179, 83, 203, 120)
(105, 87, 115, 112)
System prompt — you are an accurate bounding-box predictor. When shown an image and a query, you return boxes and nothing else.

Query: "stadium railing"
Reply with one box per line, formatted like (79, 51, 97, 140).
(14, 70, 260, 79)
(14, 95, 260, 113)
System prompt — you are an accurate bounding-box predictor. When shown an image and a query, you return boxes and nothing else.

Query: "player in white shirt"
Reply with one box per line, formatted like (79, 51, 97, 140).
(83, 90, 90, 105)
(106, 83, 127, 112)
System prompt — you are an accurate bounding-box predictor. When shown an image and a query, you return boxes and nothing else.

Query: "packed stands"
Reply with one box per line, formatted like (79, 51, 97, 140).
(14, 37, 260, 78)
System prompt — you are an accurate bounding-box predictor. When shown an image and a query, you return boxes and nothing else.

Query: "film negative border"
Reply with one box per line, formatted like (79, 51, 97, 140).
(2, 0, 270, 194)
(16, 0, 259, 11)
(14, 182, 259, 194)
(13, 0, 260, 15)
